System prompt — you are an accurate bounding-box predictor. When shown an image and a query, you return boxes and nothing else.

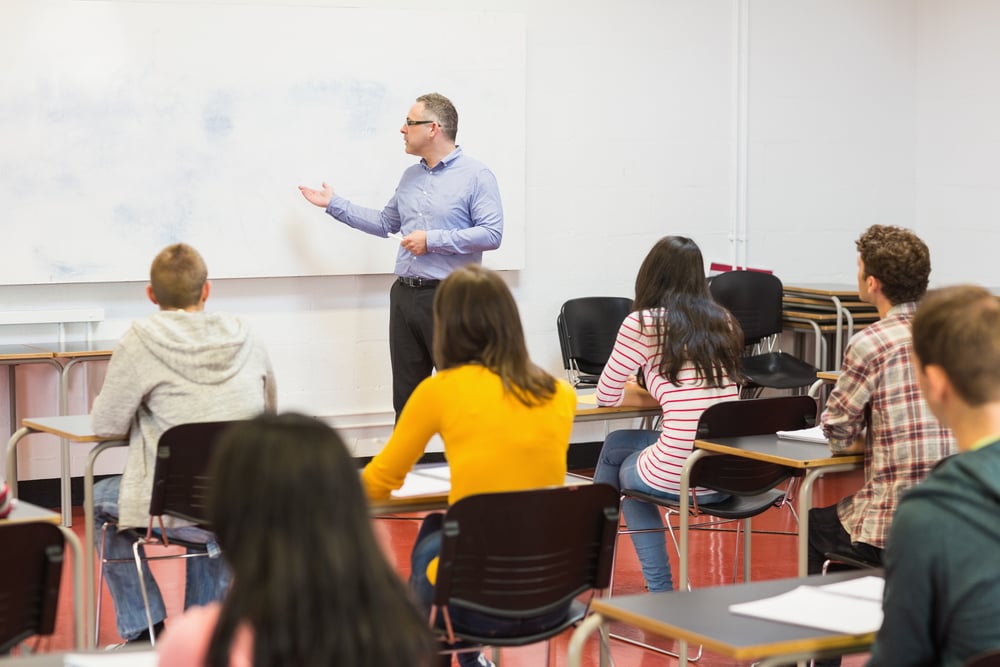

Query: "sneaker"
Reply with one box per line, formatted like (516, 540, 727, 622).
(104, 621, 164, 650)
(456, 652, 495, 667)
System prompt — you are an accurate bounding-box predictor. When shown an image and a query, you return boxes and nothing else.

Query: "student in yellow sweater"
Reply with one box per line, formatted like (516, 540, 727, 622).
(362, 264, 577, 667)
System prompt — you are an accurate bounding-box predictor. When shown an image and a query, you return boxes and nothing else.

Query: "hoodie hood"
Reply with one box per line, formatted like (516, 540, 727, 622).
(131, 310, 254, 386)
(905, 440, 1000, 540)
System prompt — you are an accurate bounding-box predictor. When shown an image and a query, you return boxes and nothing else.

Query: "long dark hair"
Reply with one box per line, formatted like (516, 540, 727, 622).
(432, 264, 557, 407)
(632, 236, 743, 388)
(206, 413, 436, 667)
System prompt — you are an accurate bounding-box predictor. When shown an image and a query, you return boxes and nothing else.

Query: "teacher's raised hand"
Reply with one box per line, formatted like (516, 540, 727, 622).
(298, 182, 335, 208)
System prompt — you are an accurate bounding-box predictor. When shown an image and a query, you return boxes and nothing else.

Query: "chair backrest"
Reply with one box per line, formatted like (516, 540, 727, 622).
(432, 484, 620, 618)
(689, 396, 818, 496)
(0, 522, 64, 653)
(558, 297, 633, 377)
(149, 420, 243, 526)
(696, 396, 817, 439)
(709, 271, 784, 346)
(967, 649, 1000, 667)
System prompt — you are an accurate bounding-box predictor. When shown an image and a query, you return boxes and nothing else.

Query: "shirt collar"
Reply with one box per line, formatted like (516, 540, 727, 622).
(421, 145, 463, 171)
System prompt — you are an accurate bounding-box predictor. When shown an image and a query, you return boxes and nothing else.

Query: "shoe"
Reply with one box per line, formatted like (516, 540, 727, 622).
(104, 621, 165, 650)
(456, 652, 495, 667)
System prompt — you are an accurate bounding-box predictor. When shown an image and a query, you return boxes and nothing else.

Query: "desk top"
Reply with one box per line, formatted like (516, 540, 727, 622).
(29, 340, 118, 358)
(695, 434, 864, 469)
(591, 570, 879, 660)
(0, 344, 56, 361)
(574, 402, 660, 423)
(0, 499, 61, 525)
(21, 415, 125, 442)
(782, 284, 861, 298)
(574, 391, 660, 423)
(369, 467, 592, 514)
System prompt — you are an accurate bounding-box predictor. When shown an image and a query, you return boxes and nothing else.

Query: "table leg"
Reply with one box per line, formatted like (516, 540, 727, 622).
(58, 525, 88, 649)
(797, 462, 863, 576)
(678, 448, 712, 667)
(567, 613, 606, 667)
(85, 440, 128, 646)
(5, 426, 31, 497)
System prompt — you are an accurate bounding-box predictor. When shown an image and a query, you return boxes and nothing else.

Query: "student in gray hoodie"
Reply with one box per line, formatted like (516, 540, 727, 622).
(91, 243, 276, 647)
(868, 285, 1000, 667)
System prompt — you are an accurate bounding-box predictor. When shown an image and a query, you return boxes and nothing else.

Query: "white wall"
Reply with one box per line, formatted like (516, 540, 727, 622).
(3, 0, 997, 481)
(914, 0, 1000, 286)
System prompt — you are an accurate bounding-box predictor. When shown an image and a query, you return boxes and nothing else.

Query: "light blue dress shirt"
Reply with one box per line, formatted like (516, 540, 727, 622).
(326, 146, 504, 280)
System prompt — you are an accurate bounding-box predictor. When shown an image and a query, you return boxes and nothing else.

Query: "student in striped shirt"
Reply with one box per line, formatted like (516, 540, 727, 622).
(593, 236, 743, 592)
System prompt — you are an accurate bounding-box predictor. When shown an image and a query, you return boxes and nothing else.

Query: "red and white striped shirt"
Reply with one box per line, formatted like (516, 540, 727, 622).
(596, 310, 739, 495)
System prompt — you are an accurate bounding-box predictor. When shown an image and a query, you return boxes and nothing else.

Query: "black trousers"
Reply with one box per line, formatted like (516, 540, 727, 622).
(389, 279, 438, 420)
(806, 504, 883, 667)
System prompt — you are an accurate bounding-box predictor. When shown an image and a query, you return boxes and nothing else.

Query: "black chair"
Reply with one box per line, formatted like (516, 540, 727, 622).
(821, 550, 882, 574)
(430, 483, 619, 666)
(0, 522, 65, 654)
(710, 271, 819, 398)
(610, 396, 818, 659)
(967, 648, 1000, 667)
(557, 297, 633, 387)
(95, 420, 239, 646)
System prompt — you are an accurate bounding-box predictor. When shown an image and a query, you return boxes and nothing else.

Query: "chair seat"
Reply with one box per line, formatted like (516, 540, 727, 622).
(822, 550, 882, 570)
(444, 599, 588, 647)
(623, 487, 786, 520)
(742, 352, 818, 389)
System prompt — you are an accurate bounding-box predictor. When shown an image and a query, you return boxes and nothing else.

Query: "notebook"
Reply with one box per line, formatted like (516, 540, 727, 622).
(728, 576, 884, 634)
(775, 425, 828, 444)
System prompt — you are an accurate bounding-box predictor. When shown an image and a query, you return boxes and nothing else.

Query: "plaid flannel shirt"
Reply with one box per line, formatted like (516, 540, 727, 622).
(821, 301, 955, 548)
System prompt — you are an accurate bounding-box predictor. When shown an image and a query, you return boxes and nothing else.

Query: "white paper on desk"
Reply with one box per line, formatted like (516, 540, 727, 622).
(390, 469, 451, 498)
(728, 585, 883, 635)
(410, 464, 451, 481)
(776, 425, 829, 444)
(818, 575, 884, 602)
(65, 651, 157, 666)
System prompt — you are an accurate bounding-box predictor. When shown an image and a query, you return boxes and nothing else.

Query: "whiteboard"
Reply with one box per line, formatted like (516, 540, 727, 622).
(0, 1, 525, 284)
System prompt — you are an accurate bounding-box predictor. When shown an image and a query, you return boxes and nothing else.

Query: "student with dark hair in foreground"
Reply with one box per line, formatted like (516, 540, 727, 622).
(362, 264, 577, 667)
(868, 285, 1000, 667)
(157, 413, 437, 667)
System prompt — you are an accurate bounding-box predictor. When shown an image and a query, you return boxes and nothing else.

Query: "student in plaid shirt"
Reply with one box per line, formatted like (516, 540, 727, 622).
(807, 226, 955, 665)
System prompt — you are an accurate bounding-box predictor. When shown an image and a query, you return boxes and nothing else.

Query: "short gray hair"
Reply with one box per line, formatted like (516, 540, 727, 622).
(416, 92, 458, 142)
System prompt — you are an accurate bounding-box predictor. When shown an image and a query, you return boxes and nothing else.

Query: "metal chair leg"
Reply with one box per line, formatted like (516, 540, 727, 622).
(131, 538, 158, 647)
(607, 503, 703, 661)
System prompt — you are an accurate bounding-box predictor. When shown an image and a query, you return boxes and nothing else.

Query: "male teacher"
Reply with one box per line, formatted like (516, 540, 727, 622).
(299, 92, 503, 419)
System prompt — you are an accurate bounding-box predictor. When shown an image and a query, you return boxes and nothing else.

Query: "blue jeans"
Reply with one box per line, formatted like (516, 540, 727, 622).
(593, 429, 729, 592)
(93, 476, 231, 641)
(411, 514, 569, 667)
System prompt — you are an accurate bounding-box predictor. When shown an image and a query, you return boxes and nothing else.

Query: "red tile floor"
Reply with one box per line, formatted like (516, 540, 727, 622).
(22, 468, 869, 666)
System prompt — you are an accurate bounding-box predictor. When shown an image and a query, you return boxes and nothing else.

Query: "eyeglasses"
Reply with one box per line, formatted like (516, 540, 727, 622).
(405, 118, 436, 126)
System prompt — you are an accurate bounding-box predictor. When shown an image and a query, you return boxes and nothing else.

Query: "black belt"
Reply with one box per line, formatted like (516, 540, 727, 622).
(396, 276, 441, 289)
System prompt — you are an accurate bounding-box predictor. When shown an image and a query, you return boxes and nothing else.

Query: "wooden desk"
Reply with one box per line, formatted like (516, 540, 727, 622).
(6, 416, 124, 528)
(782, 284, 868, 370)
(368, 465, 592, 515)
(681, 434, 864, 588)
(574, 403, 660, 423)
(567, 570, 879, 667)
(0, 345, 62, 436)
(5, 415, 126, 647)
(1, 500, 88, 650)
(31, 339, 117, 415)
